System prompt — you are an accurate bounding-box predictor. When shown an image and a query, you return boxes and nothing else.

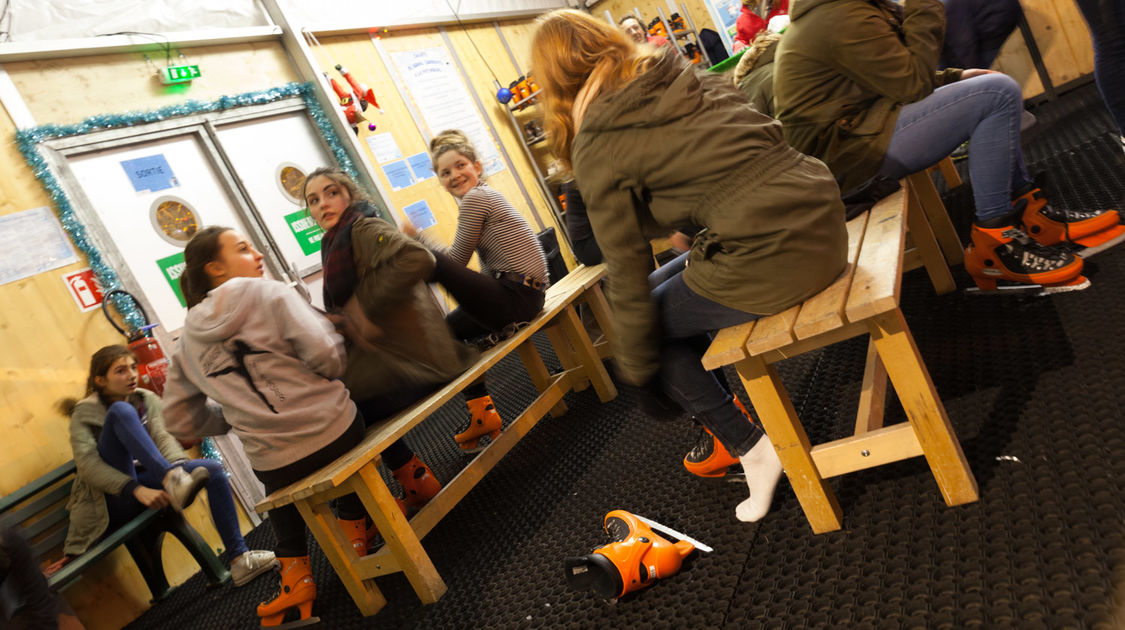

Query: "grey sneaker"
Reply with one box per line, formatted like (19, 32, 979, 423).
(162, 466, 209, 512)
(230, 549, 279, 587)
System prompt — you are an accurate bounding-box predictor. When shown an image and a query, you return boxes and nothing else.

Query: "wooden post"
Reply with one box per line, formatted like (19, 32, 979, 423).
(558, 304, 617, 402)
(905, 179, 956, 295)
(868, 310, 979, 506)
(855, 338, 888, 435)
(735, 355, 844, 533)
(295, 498, 388, 616)
(516, 340, 569, 417)
(905, 171, 965, 266)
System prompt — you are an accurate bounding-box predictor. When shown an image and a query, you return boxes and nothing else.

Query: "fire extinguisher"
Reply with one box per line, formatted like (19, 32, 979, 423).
(102, 290, 170, 396)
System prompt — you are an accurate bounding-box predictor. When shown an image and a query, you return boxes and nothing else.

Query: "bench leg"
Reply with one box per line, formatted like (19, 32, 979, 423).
(868, 310, 979, 507)
(936, 156, 963, 189)
(855, 338, 888, 435)
(295, 497, 388, 617)
(735, 355, 844, 534)
(545, 323, 587, 392)
(558, 304, 617, 403)
(354, 463, 447, 605)
(516, 340, 569, 418)
(905, 170, 964, 266)
(905, 179, 956, 295)
(125, 528, 173, 602)
(163, 510, 231, 588)
(582, 282, 619, 352)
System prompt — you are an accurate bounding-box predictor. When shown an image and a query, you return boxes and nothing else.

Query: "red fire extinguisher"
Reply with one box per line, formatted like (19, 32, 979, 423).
(102, 290, 170, 396)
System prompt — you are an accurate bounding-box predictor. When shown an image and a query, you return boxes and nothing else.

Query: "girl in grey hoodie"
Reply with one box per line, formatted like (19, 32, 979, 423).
(162, 226, 364, 628)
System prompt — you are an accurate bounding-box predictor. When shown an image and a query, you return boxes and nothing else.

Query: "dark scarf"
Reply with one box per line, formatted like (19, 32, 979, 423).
(320, 201, 376, 310)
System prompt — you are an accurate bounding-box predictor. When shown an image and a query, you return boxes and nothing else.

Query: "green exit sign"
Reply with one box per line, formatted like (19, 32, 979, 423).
(160, 64, 201, 85)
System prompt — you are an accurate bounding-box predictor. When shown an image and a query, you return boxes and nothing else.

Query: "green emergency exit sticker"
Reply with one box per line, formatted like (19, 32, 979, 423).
(156, 251, 187, 307)
(286, 209, 325, 255)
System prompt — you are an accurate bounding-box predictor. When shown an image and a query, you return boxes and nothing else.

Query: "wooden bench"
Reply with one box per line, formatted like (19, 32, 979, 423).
(255, 264, 616, 616)
(902, 156, 966, 295)
(0, 461, 230, 604)
(702, 187, 978, 534)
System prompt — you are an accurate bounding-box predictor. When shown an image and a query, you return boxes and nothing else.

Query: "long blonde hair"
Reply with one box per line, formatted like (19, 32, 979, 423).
(531, 9, 662, 172)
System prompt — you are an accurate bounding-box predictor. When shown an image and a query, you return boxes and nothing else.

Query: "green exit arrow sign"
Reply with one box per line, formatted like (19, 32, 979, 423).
(160, 64, 201, 85)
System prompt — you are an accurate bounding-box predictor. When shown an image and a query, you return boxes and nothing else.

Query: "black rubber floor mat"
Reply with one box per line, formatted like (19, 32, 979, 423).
(126, 85, 1125, 630)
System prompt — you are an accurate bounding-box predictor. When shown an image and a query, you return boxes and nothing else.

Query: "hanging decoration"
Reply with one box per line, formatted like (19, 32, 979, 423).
(303, 30, 384, 134)
(15, 82, 358, 334)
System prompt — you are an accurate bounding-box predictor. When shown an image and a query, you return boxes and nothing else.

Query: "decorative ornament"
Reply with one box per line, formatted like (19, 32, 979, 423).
(200, 436, 225, 468)
(496, 87, 513, 104)
(16, 83, 357, 334)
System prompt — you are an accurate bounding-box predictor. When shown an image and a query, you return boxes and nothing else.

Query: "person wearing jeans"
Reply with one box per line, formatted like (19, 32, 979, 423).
(1074, 0, 1125, 151)
(776, 0, 1123, 292)
(62, 345, 276, 589)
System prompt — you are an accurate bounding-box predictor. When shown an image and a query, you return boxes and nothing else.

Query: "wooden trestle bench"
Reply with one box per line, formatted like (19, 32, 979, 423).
(255, 263, 616, 616)
(702, 183, 979, 535)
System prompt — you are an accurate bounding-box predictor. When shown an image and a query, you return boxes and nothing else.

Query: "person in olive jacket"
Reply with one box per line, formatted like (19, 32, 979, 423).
(532, 10, 848, 523)
(774, 0, 1121, 293)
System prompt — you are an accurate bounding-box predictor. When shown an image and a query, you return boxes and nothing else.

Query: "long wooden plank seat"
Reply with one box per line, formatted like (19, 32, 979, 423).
(702, 188, 978, 535)
(254, 264, 616, 616)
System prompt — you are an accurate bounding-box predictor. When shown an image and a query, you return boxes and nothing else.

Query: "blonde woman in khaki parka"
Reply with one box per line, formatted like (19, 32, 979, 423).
(532, 10, 849, 524)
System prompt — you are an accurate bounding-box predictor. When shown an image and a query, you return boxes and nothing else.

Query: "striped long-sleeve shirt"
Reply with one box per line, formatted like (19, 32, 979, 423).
(425, 182, 549, 285)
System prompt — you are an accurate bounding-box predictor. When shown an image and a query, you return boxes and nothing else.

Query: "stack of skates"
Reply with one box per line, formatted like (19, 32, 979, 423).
(965, 177, 1125, 294)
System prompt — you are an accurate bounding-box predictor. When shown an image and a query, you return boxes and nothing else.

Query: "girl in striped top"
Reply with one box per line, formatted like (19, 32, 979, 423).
(403, 129, 549, 452)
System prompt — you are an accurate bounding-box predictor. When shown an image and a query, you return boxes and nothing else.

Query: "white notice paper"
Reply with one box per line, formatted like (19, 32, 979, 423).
(0, 206, 79, 285)
(388, 46, 506, 177)
(365, 132, 403, 164)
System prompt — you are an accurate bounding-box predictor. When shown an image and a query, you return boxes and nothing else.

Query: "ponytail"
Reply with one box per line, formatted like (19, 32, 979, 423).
(181, 226, 231, 308)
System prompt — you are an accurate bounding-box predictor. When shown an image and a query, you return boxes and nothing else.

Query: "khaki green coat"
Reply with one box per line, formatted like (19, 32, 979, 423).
(775, 0, 962, 192)
(65, 389, 186, 556)
(572, 52, 848, 385)
(341, 218, 478, 405)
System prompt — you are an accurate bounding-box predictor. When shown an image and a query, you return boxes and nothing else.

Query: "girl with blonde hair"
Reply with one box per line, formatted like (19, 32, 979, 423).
(532, 9, 848, 523)
(401, 129, 549, 453)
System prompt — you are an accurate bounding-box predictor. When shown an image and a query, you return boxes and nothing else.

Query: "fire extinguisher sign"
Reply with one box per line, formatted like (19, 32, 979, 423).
(61, 268, 105, 312)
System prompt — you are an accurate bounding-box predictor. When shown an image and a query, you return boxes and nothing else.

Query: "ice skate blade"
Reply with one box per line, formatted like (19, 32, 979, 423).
(261, 616, 320, 629)
(1074, 225, 1125, 258)
(965, 276, 1090, 296)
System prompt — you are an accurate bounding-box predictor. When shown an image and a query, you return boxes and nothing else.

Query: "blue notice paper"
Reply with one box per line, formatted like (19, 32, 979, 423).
(120, 154, 178, 193)
(406, 152, 435, 182)
(383, 160, 415, 191)
(403, 200, 437, 231)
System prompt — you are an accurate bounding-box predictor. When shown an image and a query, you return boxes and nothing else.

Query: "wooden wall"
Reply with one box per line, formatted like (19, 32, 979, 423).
(0, 41, 295, 630)
(308, 19, 574, 271)
(595, 0, 716, 38)
(993, 0, 1095, 99)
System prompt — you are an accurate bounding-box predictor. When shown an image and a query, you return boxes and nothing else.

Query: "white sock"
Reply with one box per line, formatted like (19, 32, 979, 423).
(735, 436, 784, 523)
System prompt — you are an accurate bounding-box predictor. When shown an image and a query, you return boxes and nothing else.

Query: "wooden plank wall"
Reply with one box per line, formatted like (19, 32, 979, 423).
(0, 42, 296, 630)
(309, 20, 574, 270)
(993, 0, 1095, 99)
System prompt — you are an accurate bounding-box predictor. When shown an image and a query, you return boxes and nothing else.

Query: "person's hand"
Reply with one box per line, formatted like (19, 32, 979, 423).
(133, 486, 171, 509)
(327, 297, 383, 353)
(960, 68, 999, 80)
(668, 231, 692, 252)
(401, 221, 418, 238)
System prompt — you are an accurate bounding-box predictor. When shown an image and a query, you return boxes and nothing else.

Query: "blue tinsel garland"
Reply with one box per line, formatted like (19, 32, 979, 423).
(16, 83, 359, 465)
(15, 81, 357, 333)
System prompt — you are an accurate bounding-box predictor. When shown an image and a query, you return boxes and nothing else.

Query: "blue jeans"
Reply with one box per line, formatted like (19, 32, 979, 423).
(878, 73, 1031, 222)
(650, 260, 764, 456)
(1075, 0, 1125, 137)
(98, 401, 248, 560)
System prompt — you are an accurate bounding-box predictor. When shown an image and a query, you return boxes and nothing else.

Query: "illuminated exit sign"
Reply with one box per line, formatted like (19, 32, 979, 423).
(160, 64, 201, 85)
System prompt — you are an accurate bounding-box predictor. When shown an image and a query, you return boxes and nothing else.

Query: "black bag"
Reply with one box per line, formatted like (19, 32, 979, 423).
(537, 227, 570, 285)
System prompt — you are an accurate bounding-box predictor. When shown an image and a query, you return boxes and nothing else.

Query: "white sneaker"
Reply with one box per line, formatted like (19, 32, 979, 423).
(162, 466, 209, 512)
(230, 550, 279, 587)
(734, 435, 783, 523)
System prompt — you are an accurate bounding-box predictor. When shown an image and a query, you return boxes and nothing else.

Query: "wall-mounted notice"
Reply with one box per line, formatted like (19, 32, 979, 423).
(285, 209, 325, 256)
(0, 206, 79, 285)
(61, 268, 105, 312)
(704, 0, 741, 54)
(389, 46, 505, 177)
(156, 251, 187, 307)
(121, 154, 178, 193)
(365, 132, 403, 164)
(383, 160, 415, 191)
(403, 199, 437, 231)
(406, 152, 436, 182)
